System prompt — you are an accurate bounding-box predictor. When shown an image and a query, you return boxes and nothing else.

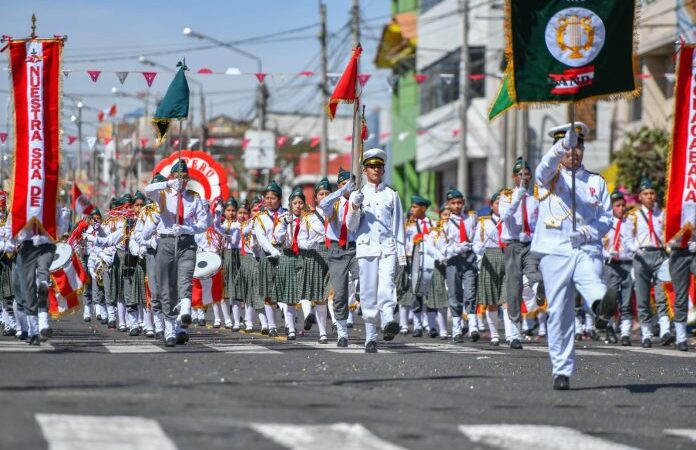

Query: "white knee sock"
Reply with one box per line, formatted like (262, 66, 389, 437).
(503, 308, 512, 340)
(300, 299, 313, 319)
(117, 302, 126, 327)
(212, 303, 222, 324)
(574, 315, 582, 334)
(126, 310, 138, 329)
(468, 314, 478, 333)
(258, 310, 268, 330)
(485, 309, 499, 339)
(315, 304, 328, 336)
(658, 315, 671, 337)
(336, 320, 348, 339)
(675, 321, 687, 343)
(364, 321, 378, 344)
(164, 318, 176, 340)
(278, 302, 287, 320)
(436, 309, 447, 336)
(230, 300, 240, 326)
(452, 316, 462, 336)
(27, 315, 39, 336)
(143, 310, 154, 332)
(422, 311, 429, 331)
(264, 304, 276, 329)
(640, 323, 652, 339)
(285, 306, 297, 333)
(137, 305, 144, 325)
(347, 310, 354, 325)
(244, 304, 254, 329)
(426, 311, 437, 331)
(538, 312, 548, 336)
(477, 313, 486, 332)
(584, 313, 594, 332)
(328, 300, 337, 325)
(399, 306, 410, 328)
(38, 310, 49, 331)
(620, 318, 631, 337)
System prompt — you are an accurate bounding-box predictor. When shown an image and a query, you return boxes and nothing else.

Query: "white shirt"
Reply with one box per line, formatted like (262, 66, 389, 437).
(252, 207, 287, 255)
(473, 214, 504, 258)
(627, 205, 664, 249)
(441, 212, 477, 259)
(603, 215, 635, 261)
(499, 187, 538, 242)
(319, 184, 358, 243)
(213, 214, 241, 250)
(274, 213, 325, 250)
(144, 181, 208, 236)
(405, 217, 434, 257)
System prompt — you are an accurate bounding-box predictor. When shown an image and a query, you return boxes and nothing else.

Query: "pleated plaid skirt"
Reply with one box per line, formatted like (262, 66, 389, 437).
(107, 252, 121, 305)
(276, 249, 302, 305)
(258, 251, 279, 302)
(396, 260, 412, 306)
(237, 254, 263, 310)
(0, 256, 14, 301)
(426, 261, 448, 309)
(300, 247, 327, 303)
(130, 258, 147, 306)
(222, 248, 241, 300)
(314, 243, 331, 297)
(477, 247, 506, 306)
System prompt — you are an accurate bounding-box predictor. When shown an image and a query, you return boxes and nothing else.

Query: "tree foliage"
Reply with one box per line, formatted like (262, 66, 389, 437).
(613, 126, 669, 197)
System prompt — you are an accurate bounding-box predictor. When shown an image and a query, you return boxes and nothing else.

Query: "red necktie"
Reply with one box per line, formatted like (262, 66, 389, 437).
(459, 216, 468, 243)
(240, 232, 246, 256)
(647, 209, 658, 246)
(338, 201, 349, 247)
(612, 218, 622, 253)
(521, 193, 530, 236)
(177, 194, 184, 225)
(292, 217, 301, 255)
(496, 220, 505, 249)
(421, 219, 429, 234)
(324, 217, 331, 248)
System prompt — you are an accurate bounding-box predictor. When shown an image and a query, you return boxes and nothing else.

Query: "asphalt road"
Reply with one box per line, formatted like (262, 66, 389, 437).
(1, 313, 695, 450)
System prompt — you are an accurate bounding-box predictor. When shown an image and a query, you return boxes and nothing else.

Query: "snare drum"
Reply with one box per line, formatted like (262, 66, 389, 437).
(50, 243, 88, 302)
(192, 251, 223, 308)
(50, 243, 73, 272)
(411, 241, 434, 297)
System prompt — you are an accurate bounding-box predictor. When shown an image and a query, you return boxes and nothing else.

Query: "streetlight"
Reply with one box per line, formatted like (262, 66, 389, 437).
(139, 56, 207, 150)
(182, 27, 267, 130)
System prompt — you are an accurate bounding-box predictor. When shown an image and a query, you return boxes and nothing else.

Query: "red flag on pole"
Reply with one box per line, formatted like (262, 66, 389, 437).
(326, 45, 361, 121)
(108, 104, 117, 117)
(72, 184, 94, 215)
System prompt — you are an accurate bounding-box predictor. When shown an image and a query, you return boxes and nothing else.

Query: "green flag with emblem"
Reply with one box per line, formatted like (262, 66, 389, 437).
(495, 0, 638, 115)
(152, 61, 190, 145)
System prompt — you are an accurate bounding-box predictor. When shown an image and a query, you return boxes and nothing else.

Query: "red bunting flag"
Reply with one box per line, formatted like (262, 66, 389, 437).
(241, 138, 251, 150)
(108, 104, 117, 117)
(452, 129, 461, 137)
(344, 135, 353, 142)
(206, 138, 216, 147)
(276, 135, 288, 148)
(97, 111, 105, 123)
(358, 73, 371, 87)
(310, 136, 321, 148)
(414, 74, 428, 84)
(142, 71, 157, 87)
(67, 135, 78, 145)
(326, 45, 361, 121)
(71, 184, 94, 215)
(299, 71, 314, 77)
(197, 68, 213, 74)
(103, 137, 112, 146)
(140, 138, 149, 148)
(87, 70, 101, 82)
(0, 132, 7, 143)
(8, 38, 63, 238)
(255, 73, 268, 84)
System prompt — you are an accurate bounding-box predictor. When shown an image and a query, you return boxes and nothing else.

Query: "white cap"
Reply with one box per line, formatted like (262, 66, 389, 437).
(362, 148, 387, 166)
(547, 122, 590, 140)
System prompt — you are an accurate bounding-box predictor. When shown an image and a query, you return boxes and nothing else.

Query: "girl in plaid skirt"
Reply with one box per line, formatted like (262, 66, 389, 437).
(424, 206, 450, 339)
(238, 198, 267, 332)
(213, 197, 241, 330)
(306, 178, 332, 343)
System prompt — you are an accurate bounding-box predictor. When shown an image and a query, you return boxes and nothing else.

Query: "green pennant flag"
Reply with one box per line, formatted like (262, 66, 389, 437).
(152, 61, 190, 145)
(488, 72, 515, 121)
(505, 0, 638, 105)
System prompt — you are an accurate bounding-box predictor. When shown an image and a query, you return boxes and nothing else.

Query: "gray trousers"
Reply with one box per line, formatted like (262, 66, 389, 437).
(91, 274, 105, 307)
(633, 248, 668, 324)
(12, 253, 24, 312)
(602, 260, 633, 318)
(118, 249, 136, 310)
(503, 241, 541, 323)
(146, 248, 161, 316)
(327, 244, 359, 322)
(104, 251, 120, 307)
(17, 241, 56, 316)
(0, 256, 14, 310)
(445, 252, 477, 317)
(81, 254, 92, 307)
(156, 235, 196, 320)
(669, 249, 695, 323)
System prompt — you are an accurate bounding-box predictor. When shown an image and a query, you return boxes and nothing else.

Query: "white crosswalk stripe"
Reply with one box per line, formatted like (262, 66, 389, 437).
(296, 341, 395, 353)
(250, 422, 409, 450)
(522, 346, 619, 357)
(35, 413, 178, 450)
(204, 342, 282, 354)
(397, 342, 500, 355)
(664, 429, 696, 442)
(458, 424, 641, 450)
(610, 346, 696, 358)
(0, 340, 55, 352)
(102, 343, 167, 353)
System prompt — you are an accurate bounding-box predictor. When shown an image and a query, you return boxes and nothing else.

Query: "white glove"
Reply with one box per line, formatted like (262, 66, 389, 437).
(569, 230, 585, 248)
(562, 128, 578, 150)
(268, 248, 281, 259)
(689, 241, 696, 253)
(214, 203, 223, 214)
(458, 242, 472, 253)
(607, 250, 618, 259)
(82, 233, 96, 243)
(167, 178, 184, 192)
(398, 255, 407, 267)
(350, 191, 364, 207)
(341, 180, 354, 194)
(171, 224, 182, 236)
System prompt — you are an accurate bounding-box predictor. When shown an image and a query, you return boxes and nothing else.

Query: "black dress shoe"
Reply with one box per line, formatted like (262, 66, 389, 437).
(676, 341, 689, 352)
(605, 328, 618, 344)
(83, 317, 91, 323)
(19, 331, 28, 341)
(510, 338, 523, 349)
(641, 338, 652, 348)
(96, 314, 102, 321)
(28, 335, 40, 346)
(192, 318, 199, 326)
(346, 322, 354, 329)
(593, 287, 617, 330)
(198, 319, 206, 327)
(107, 320, 116, 329)
(471, 330, 480, 343)
(382, 321, 400, 341)
(269, 328, 278, 337)
(165, 337, 176, 347)
(2, 328, 16, 337)
(155, 331, 164, 341)
(452, 333, 463, 343)
(303, 312, 316, 331)
(129, 327, 141, 337)
(660, 332, 676, 346)
(621, 335, 631, 346)
(428, 329, 439, 338)
(261, 328, 269, 336)
(365, 340, 378, 353)
(180, 313, 192, 326)
(176, 332, 190, 345)
(337, 337, 348, 348)
(553, 375, 570, 391)
(412, 328, 423, 338)
(40, 327, 53, 342)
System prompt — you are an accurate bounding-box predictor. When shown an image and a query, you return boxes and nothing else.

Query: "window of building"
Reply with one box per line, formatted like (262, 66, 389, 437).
(420, 47, 485, 115)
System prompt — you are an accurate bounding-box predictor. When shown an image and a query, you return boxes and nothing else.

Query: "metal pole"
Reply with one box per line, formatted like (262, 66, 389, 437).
(199, 87, 207, 151)
(77, 103, 83, 182)
(570, 103, 576, 231)
(319, 1, 329, 178)
(522, 109, 529, 161)
(350, 0, 362, 189)
(174, 120, 184, 306)
(457, 0, 470, 195)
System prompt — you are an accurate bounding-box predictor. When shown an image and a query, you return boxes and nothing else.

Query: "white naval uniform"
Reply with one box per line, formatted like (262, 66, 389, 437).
(531, 140, 612, 378)
(346, 182, 406, 344)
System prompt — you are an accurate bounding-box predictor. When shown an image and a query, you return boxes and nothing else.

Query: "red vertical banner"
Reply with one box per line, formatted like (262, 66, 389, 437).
(665, 44, 696, 247)
(7, 38, 63, 239)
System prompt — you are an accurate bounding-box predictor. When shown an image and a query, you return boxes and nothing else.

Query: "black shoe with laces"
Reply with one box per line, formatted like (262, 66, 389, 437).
(382, 321, 400, 341)
(452, 333, 463, 343)
(337, 337, 348, 348)
(28, 335, 40, 346)
(303, 312, 316, 331)
(364, 340, 377, 353)
(412, 328, 423, 338)
(429, 329, 439, 338)
(676, 341, 689, 352)
(510, 338, 523, 349)
(553, 375, 570, 391)
(660, 332, 676, 346)
(471, 330, 481, 342)
(641, 338, 652, 348)
(621, 335, 631, 346)
(605, 328, 618, 344)
(593, 287, 617, 330)
(165, 337, 176, 347)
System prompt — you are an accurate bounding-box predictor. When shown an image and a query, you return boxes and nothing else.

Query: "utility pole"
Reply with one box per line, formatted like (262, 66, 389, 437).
(457, 0, 470, 195)
(522, 109, 529, 161)
(77, 101, 83, 182)
(351, 0, 360, 50)
(319, 1, 329, 178)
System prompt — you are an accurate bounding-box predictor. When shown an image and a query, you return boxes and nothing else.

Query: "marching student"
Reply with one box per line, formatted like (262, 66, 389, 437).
(144, 160, 208, 347)
(473, 191, 507, 346)
(346, 148, 406, 353)
(306, 178, 332, 342)
(0, 194, 16, 337)
(601, 190, 634, 345)
(319, 168, 357, 347)
(626, 179, 672, 348)
(668, 231, 695, 352)
(441, 187, 478, 343)
(531, 122, 615, 390)
(253, 181, 287, 338)
(214, 197, 241, 330)
(423, 205, 450, 339)
(238, 198, 267, 332)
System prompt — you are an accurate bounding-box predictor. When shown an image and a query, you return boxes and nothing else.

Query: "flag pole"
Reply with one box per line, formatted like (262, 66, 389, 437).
(570, 102, 576, 232)
(351, 44, 362, 191)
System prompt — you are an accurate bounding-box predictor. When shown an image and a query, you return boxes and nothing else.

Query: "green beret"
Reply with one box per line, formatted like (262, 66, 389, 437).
(151, 172, 167, 183)
(446, 187, 463, 201)
(121, 193, 133, 205)
(639, 178, 655, 192)
(134, 191, 146, 201)
(224, 197, 238, 209)
(491, 191, 501, 203)
(512, 156, 530, 175)
(109, 197, 117, 208)
(314, 177, 331, 193)
(90, 208, 102, 218)
(411, 194, 431, 207)
(289, 186, 305, 203)
(264, 180, 282, 197)
(610, 189, 624, 201)
(337, 167, 352, 184)
(170, 159, 188, 175)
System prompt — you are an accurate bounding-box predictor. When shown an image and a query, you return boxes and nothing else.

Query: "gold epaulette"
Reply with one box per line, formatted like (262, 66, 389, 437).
(187, 190, 199, 197)
(500, 188, 513, 199)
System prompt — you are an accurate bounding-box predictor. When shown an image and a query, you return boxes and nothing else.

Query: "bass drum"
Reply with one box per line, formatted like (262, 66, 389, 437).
(411, 241, 434, 297)
(193, 251, 222, 280)
(50, 243, 73, 272)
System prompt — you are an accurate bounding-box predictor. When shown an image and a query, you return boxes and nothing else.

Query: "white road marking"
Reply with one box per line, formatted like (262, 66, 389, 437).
(0, 341, 55, 352)
(522, 346, 618, 357)
(296, 341, 394, 354)
(664, 429, 696, 442)
(35, 413, 177, 450)
(610, 346, 696, 358)
(397, 342, 500, 355)
(102, 343, 166, 354)
(458, 424, 641, 450)
(250, 422, 409, 450)
(204, 343, 281, 354)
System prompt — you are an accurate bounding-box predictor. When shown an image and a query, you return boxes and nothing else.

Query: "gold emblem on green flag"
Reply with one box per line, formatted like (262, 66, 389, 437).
(152, 60, 190, 145)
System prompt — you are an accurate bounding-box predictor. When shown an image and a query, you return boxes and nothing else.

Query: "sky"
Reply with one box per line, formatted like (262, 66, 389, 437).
(0, 0, 392, 139)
